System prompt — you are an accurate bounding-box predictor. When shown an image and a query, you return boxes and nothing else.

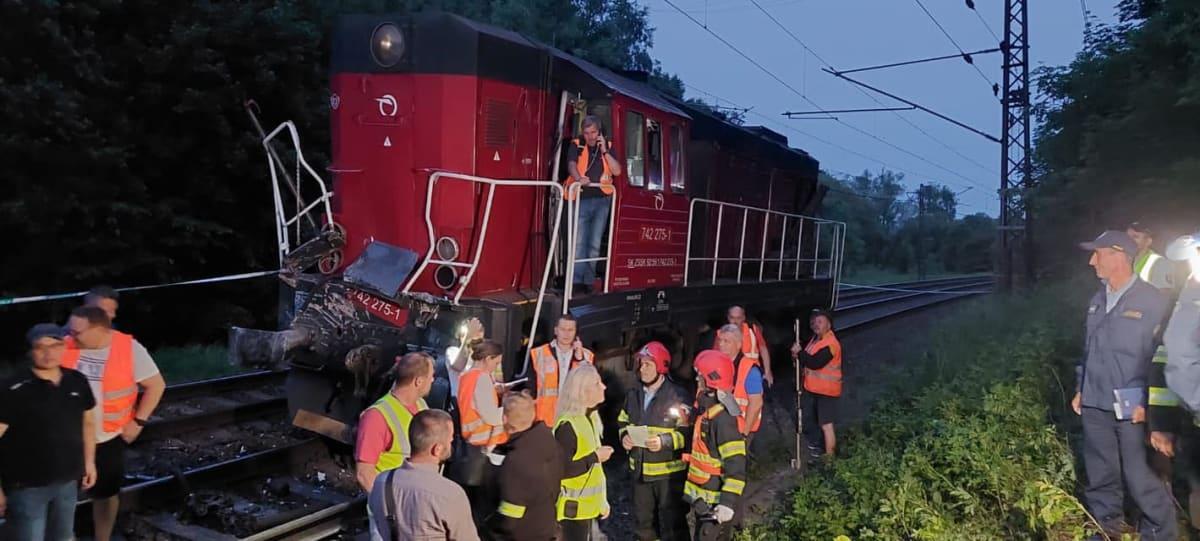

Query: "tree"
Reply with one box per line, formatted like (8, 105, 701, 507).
(0, 0, 666, 350)
(1033, 0, 1200, 276)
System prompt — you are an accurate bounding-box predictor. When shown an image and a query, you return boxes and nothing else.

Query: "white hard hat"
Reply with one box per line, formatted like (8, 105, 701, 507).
(1166, 233, 1200, 261)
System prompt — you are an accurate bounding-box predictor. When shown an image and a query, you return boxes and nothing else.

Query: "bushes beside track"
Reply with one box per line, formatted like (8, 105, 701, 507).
(740, 284, 1100, 540)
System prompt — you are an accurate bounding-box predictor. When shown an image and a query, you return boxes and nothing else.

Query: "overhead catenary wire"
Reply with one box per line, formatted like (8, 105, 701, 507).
(685, 82, 994, 211)
(744, 0, 999, 178)
(661, 0, 991, 193)
(912, 0, 1000, 96)
(965, 0, 1002, 44)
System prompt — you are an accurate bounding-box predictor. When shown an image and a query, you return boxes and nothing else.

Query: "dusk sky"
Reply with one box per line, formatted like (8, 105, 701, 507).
(647, 0, 1119, 215)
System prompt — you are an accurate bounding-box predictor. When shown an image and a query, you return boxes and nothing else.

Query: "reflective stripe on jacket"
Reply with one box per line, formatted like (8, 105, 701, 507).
(617, 379, 690, 481)
(458, 368, 507, 446)
(683, 398, 747, 510)
(531, 343, 594, 425)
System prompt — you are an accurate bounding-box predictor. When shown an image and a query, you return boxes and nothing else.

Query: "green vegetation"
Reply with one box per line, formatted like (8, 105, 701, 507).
(740, 284, 1099, 540)
(153, 345, 245, 384)
(821, 171, 996, 281)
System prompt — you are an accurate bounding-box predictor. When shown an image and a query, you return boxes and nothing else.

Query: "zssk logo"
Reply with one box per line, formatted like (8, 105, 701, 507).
(375, 94, 398, 117)
(329, 93, 340, 110)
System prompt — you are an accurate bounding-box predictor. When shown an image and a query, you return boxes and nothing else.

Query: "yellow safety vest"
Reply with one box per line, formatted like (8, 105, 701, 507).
(367, 394, 428, 473)
(555, 411, 607, 520)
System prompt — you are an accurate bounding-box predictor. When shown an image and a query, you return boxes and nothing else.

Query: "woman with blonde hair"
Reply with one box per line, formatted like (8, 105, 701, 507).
(553, 364, 612, 540)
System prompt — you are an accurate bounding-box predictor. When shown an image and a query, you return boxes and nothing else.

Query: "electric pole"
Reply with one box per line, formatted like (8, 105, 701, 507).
(1000, 0, 1034, 289)
(917, 184, 928, 280)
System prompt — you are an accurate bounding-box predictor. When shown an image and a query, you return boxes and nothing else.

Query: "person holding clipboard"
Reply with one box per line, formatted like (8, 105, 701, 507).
(617, 341, 691, 541)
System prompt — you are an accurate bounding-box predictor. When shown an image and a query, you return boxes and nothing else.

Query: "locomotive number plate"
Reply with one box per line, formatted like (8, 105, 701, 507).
(347, 289, 409, 326)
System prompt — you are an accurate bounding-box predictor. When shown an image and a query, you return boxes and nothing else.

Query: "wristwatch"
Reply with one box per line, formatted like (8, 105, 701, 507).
(133, 417, 148, 427)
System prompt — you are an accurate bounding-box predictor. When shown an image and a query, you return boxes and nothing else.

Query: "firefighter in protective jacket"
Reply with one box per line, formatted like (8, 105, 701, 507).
(618, 341, 692, 541)
(684, 350, 747, 541)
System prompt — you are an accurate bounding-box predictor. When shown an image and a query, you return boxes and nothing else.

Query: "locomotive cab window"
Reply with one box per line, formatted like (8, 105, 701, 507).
(669, 124, 685, 193)
(625, 110, 645, 187)
(646, 119, 663, 191)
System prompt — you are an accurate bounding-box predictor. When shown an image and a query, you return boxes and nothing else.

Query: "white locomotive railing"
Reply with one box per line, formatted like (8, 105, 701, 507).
(683, 198, 846, 308)
(562, 183, 619, 306)
(261, 121, 335, 267)
(403, 172, 566, 372)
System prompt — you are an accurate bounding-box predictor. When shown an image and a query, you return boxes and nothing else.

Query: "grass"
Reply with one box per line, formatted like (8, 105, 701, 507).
(152, 344, 246, 384)
(738, 282, 1099, 540)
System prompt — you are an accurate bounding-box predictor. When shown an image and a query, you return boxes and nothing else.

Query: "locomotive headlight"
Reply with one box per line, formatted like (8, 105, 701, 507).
(371, 23, 405, 68)
(436, 236, 460, 261)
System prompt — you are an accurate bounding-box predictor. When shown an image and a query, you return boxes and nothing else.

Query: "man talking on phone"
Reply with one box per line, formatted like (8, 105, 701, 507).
(565, 115, 622, 294)
(530, 315, 594, 425)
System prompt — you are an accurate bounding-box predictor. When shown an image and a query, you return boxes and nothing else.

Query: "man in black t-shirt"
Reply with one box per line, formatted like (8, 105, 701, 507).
(566, 115, 622, 293)
(0, 324, 97, 541)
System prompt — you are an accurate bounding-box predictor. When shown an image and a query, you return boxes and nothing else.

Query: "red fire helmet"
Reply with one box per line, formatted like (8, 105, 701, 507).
(694, 350, 735, 392)
(636, 341, 671, 375)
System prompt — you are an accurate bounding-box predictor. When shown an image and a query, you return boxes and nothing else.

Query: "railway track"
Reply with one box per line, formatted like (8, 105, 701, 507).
(78, 276, 993, 540)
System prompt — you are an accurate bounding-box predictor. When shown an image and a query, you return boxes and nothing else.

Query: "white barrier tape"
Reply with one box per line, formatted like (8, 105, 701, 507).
(839, 282, 994, 295)
(0, 270, 281, 307)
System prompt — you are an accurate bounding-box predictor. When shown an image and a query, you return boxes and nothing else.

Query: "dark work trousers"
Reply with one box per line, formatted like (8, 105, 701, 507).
(560, 518, 594, 541)
(693, 516, 731, 541)
(1081, 407, 1177, 540)
(730, 432, 753, 530)
(633, 476, 689, 541)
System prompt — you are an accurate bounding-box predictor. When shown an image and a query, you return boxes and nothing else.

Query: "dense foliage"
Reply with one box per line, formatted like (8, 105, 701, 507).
(740, 284, 1097, 540)
(1034, 0, 1200, 276)
(0, 0, 674, 351)
(821, 170, 996, 279)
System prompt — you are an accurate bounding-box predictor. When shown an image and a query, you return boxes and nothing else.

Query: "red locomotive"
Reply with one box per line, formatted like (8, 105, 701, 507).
(231, 12, 844, 439)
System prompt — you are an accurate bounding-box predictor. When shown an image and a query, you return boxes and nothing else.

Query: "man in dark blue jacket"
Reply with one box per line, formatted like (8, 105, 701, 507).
(1071, 230, 1174, 540)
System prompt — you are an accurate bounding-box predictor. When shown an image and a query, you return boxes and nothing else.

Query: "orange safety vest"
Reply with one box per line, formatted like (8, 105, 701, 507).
(733, 354, 762, 433)
(62, 332, 137, 433)
(563, 138, 614, 200)
(803, 332, 843, 397)
(457, 367, 508, 446)
(530, 343, 594, 424)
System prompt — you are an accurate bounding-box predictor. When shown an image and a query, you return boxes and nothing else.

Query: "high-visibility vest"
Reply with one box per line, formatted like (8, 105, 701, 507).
(733, 354, 762, 433)
(364, 394, 428, 473)
(1136, 251, 1164, 283)
(62, 333, 137, 433)
(457, 368, 507, 446)
(683, 404, 746, 506)
(563, 138, 614, 200)
(555, 411, 607, 520)
(1149, 345, 1181, 408)
(803, 332, 843, 397)
(530, 343, 594, 425)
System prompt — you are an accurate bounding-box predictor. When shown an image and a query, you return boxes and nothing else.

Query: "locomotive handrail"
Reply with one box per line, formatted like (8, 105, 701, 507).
(402, 172, 566, 379)
(261, 121, 335, 267)
(683, 197, 845, 307)
(562, 182, 619, 307)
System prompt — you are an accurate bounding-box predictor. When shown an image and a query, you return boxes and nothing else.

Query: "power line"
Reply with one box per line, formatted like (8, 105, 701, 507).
(742, 0, 1000, 181)
(825, 69, 999, 142)
(661, 0, 989, 191)
(833, 47, 1001, 75)
(965, 1, 1002, 43)
(912, 0, 1000, 96)
(684, 83, 980, 195)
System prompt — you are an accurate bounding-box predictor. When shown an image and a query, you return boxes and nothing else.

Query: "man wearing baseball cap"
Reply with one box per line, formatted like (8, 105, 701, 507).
(0, 324, 97, 541)
(617, 341, 691, 540)
(1072, 230, 1175, 540)
(355, 352, 433, 492)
